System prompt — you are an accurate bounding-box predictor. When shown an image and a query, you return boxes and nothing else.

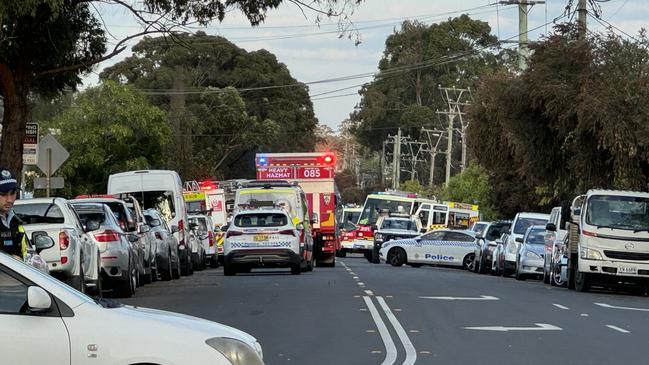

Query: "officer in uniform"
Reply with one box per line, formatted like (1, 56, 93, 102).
(0, 168, 27, 260)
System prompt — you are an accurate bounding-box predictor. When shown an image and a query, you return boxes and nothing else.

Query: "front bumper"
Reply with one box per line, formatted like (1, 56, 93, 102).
(518, 257, 544, 274)
(578, 257, 649, 277)
(341, 239, 373, 251)
(225, 249, 301, 268)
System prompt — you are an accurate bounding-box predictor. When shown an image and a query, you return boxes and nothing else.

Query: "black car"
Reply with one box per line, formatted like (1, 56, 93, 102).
(473, 220, 512, 274)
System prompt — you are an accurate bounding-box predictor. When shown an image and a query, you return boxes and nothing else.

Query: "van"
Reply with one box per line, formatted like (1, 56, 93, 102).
(107, 170, 193, 275)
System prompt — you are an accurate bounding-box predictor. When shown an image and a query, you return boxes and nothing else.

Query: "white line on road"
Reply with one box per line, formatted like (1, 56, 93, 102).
(595, 302, 649, 312)
(358, 282, 366, 286)
(353, 276, 359, 280)
(365, 290, 374, 296)
(377, 296, 417, 365)
(606, 325, 630, 334)
(553, 304, 569, 310)
(464, 323, 562, 332)
(419, 295, 499, 301)
(363, 296, 397, 365)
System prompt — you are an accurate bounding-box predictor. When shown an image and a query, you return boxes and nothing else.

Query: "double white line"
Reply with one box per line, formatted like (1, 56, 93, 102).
(363, 296, 417, 365)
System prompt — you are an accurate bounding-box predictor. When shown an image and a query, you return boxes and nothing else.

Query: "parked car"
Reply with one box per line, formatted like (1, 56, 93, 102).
(144, 208, 181, 280)
(502, 212, 550, 277)
(491, 232, 510, 276)
(371, 215, 424, 264)
(0, 251, 264, 365)
(379, 229, 477, 270)
(474, 221, 511, 274)
(73, 196, 156, 286)
(223, 208, 313, 275)
(72, 202, 137, 298)
(189, 214, 218, 268)
(543, 205, 568, 284)
(108, 170, 193, 276)
(14, 198, 101, 295)
(469, 221, 489, 236)
(515, 225, 547, 280)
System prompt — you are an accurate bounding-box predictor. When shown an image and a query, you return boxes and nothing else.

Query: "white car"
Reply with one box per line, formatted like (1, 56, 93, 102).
(379, 229, 477, 270)
(502, 212, 550, 277)
(0, 251, 264, 365)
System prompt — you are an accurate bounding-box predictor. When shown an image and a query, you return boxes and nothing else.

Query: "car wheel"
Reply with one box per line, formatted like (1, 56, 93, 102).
(210, 254, 220, 268)
(387, 248, 406, 267)
(575, 271, 590, 292)
(223, 263, 236, 276)
(291, 264, 301, 275)
(462, 253, 475, 271)
(371, 246, 380, 264)
(515, 265, 525, 281)
(364, 250, 373, 263)
(336, 249, 346, 258)
(478, 252, 489, 274)
(115, 262, 135, 298)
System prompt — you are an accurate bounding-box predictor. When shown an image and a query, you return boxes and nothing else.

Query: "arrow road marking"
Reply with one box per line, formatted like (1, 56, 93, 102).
(419, 295, 499, 301)
(363, 296, 397, 365)
(464, 323, 562, 332)
(595, 302, 649, 312)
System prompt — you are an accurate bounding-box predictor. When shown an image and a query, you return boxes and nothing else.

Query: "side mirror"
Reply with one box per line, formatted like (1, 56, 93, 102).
(311, 213, 319, 224)
(31, 232, 55, 253)
(171, 225, 179, 234)
(515, 237, 523, 243)
(139, 224, 151, 234)
(546, 223, 557, 232)
(85, 220, 100, 232)
(220, 224, 230, 232)
(475, 234, 485, 240)
(128, 234, 139, 243)
(27, 286, 52, 312)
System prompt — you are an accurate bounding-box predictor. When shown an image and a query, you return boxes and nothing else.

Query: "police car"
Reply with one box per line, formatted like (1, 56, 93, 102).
(379, 229, 477, 270)
(223, 208, 314, 275)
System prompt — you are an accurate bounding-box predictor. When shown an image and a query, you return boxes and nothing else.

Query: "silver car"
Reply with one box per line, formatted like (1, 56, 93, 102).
(189, 214, 219, 268)
(72, 202, 137, 298)
(144, 209, 181, 280)
(515, 225, 547, 280)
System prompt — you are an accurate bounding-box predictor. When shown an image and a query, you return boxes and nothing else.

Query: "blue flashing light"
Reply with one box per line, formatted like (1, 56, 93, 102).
(258, 157, 267, 165)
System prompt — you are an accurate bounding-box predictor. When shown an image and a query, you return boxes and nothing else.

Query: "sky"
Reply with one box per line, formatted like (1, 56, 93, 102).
(87, 0, 649, 131)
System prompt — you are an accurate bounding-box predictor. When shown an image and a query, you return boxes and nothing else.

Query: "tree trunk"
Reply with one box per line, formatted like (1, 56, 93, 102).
(0, 65, 28, 181)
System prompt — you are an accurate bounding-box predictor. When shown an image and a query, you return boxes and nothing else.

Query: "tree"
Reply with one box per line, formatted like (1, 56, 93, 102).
(441, 164, 497, 220)
(100, 32, 317, 178)
(0, 0, 362, 178)
(42, 81, 170, 197)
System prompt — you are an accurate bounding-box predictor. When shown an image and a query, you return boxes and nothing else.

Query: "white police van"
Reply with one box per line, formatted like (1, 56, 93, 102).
(379, 229, 477, 270)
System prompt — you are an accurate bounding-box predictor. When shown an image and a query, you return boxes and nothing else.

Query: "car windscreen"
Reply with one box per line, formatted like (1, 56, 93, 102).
(472, 223, 488, 235)
(486, 223, 510, 240)
(358, 198, 413, 225)
(234, 213, 288, 227)
(14, 203, 64, 224)
(525, 228, 546, 245)
(586, 195, 649, 231)
(189, 217, 208, 231)
(381, 219, 418, 232)
(344, 211, 361, 224)
(123, 191, 176, 223)
(237, 191, 299, 218)
(514, 217, 548, 235)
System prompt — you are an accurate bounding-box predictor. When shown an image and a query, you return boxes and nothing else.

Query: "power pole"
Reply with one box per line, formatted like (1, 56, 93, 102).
(421, 127, 445, 187)
(381, 140, 387, 186)
(577, 0, 588, 38)
(405, 140, 428, 182)
(395, 128, 402, 189)
(438, 86, 472, 185)
(499, 1, 545, 70)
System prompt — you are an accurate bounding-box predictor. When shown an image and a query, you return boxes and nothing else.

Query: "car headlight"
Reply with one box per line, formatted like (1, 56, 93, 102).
(525, 251, 541, 259)
(374, 234, 383, 241)
(507, 242, 518, 254)
(205, 337, 264, 365)
(580, 247, 603, 260)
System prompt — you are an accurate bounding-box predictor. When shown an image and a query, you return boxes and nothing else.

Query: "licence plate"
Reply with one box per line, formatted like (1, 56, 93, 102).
(253, 235, 268, 242)
(619, 266, 637, 274)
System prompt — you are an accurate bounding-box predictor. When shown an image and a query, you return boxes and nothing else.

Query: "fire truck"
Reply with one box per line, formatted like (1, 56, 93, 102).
(255, 152, 339, 267)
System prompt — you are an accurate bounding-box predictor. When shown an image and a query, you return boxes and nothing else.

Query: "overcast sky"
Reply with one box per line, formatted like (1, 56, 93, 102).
(89, 0, 648, 131)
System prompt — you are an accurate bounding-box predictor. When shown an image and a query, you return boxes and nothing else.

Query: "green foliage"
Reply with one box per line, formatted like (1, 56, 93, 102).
(441, 164, 497, 220)
(43, 82, 170, 197)
(469, 25, 649, 217)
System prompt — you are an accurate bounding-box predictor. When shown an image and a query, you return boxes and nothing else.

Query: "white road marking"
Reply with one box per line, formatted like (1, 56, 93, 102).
(606, 325, 630, 334)
(464, 323, 562, 332)
(377, 296, 417, 365)
(553, 304, 569, 310)
(353, 276, 359, 280)
(358, 282, 365, 286)
(364, 290, 374, 296)
(363, 296, 398, 365)
(595, 302, 649, 312)
(580, 314, 589, 317)
(350, 272, 357, 275)
(420, 295, 499, 301)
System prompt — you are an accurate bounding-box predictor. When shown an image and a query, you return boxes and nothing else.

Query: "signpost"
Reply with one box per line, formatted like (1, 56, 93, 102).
(36, 134, 69, 197)
(23, 123, 39, 165)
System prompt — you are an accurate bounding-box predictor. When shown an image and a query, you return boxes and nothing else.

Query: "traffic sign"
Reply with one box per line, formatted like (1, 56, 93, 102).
(23, 123, 39, 165)
(36, 134, 69, 176)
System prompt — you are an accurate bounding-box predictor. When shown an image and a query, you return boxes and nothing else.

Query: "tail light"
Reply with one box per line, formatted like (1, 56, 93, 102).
(93, 230, 121, 243)
(155, 232, 163, 240)
(61, 257, 68, 264)
(226, 231, 243, 238)
(208, 231, 214, 246)
(178, 219, 185, 232)
(59, 231, 70, 250)
(279, 229, 296, 237)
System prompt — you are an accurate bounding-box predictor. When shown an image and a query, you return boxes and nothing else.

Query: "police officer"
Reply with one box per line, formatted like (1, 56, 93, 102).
(0, 168, 27, 260)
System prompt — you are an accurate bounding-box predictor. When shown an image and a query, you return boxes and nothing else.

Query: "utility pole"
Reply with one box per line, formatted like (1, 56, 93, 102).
(421, 127, 445, 187)
(395, 128, 402, 189)
(405, 140, 428, 182)
(381, 140, 387, 186)
(577, 0, 588, 38)
(437, 86, 472, 185)
(499, 1, 545, 70)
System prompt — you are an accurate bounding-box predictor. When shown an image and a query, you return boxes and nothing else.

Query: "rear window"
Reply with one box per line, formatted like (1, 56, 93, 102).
(514, 217, 548, 235)
(381, 219, 418, 232)
(123, 191, 176, 223)
(234, 213, 288, 227)
(73, 205, 107, 224)
(189, 217, 208, 231)
(14, 203, 64, 224)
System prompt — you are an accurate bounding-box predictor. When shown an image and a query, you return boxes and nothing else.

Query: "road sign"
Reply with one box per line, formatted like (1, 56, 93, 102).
(36, 134, 69, 176)
(23, 123, 39, 165)
(34, 177, 64, 190)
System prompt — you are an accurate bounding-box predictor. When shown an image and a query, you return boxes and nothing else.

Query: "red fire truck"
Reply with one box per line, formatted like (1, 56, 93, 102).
(255, 152, 339, 267)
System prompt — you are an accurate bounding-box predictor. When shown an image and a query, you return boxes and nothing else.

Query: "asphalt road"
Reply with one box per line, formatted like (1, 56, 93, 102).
(122, 255, 649, 365)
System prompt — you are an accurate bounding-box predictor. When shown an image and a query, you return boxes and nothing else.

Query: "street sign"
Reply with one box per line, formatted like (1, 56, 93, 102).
(23, 123, 39, 165)
(36, 134, 69, 176)
(34, 177, 64, 189)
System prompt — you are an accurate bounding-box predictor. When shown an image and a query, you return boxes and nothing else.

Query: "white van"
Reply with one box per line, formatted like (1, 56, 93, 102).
(107, 170, 193, 275)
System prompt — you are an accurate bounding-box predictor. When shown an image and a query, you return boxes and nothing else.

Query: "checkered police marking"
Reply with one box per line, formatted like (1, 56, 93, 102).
(230, 241, 292, 248)
(385, 239, 475, 248)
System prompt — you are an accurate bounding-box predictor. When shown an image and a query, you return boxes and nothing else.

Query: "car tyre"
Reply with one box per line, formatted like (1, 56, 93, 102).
(210, 255, 220, 268)
(115, 263, 135, 298)
(223, 263, 236, 276)
(387, 248, 406, 267)
(462, 253, 475, 271)
(336, 249, 346, 258)
(478, 252, 488, 274)
(575, 271, 590, 292)
(291, 264, 301, 275)
(371, 246, 380, 264)
(160, 251, 173, 281)
(515, 265, 525, 281)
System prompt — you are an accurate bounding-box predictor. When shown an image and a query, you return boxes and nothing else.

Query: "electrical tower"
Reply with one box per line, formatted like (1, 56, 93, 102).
(437, 86, 472, 185)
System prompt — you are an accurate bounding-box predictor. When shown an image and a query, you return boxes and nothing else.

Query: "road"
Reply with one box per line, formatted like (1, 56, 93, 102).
(122, 255, 649, 364)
